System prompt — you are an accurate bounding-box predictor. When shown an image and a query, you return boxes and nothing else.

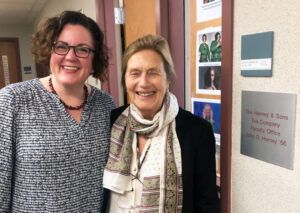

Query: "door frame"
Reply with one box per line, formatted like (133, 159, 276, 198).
(220, 0, 233, 211)
(0, 37, 22, 83)
(157, 0, 185, 108)
(95, 0, 120, 106)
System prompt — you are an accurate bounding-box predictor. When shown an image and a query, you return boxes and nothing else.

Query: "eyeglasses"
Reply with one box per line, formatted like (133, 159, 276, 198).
(52, 42, 95, 58)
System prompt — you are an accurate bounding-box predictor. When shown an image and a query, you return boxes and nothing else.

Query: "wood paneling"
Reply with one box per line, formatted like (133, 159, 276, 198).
(124, 0, 157, 46)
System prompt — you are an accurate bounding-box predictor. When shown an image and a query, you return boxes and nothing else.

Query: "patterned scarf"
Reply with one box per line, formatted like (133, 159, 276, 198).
(103, 92, 182, 212)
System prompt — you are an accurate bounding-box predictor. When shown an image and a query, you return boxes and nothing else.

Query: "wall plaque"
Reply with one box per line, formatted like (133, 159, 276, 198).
(241, 31, 274, 77)
(241, 91, 297, 169)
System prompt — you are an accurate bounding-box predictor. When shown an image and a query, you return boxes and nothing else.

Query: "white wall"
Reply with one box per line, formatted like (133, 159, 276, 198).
(0, 24, 36, 81)
(232, 1, 300, 212)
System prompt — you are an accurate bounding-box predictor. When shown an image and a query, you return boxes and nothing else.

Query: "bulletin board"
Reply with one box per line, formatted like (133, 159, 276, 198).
(189, 0, 222, 178)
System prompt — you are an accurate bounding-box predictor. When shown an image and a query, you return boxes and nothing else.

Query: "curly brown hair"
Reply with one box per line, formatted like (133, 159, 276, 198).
(31, 11, 109, 82)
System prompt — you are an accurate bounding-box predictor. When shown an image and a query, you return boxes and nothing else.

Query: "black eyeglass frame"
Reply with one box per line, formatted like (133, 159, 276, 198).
(52, 42, 95, 58)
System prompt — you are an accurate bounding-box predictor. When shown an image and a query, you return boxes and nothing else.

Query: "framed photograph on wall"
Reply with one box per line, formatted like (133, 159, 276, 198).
(192, 98, 221, 145)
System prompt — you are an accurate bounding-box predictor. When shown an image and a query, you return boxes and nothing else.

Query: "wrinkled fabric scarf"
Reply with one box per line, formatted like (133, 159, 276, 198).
(103, 92, 182, 213)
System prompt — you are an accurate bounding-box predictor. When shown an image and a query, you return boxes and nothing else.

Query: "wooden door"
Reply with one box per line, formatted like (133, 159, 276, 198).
(123, 0, 157, 47)
(0, 38, 22, 89)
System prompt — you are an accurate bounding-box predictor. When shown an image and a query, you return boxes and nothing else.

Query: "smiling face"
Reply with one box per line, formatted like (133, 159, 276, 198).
(49, 24, 94, 88)
(125, 49, 170, 120)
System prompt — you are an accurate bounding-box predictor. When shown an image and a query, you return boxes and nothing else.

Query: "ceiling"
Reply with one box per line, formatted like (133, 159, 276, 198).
(0, 0, 48, 25)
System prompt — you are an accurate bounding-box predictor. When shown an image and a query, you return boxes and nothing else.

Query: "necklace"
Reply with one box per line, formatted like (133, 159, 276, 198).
(49, 77, 88, 110)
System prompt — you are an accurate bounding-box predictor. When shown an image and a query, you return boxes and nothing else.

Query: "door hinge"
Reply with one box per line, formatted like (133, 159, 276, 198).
(114, 7, 125, 24)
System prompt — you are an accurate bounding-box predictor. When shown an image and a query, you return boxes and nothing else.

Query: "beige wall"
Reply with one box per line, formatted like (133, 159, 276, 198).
(232, 1, 300, 212)
(34, 0, 96, 27)
(0, 24, 36, 81)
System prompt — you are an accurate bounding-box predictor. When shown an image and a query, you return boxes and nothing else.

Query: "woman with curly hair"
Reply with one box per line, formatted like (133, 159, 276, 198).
(0, 11, 114, 212)
(204, 66, 220, 90)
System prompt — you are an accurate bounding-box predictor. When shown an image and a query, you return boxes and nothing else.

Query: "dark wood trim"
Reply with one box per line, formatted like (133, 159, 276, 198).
(95, 0, 120, 106)
(221, 0, 234, 212)
(156, 0, 169, 40)
(0, 37, 22, 82)
(156, 0, 185, 108)
(168, 0, 185, 108)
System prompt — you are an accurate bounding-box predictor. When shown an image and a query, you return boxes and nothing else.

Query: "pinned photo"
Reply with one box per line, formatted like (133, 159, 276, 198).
(192, 98, 221, 145)
(196, 65, 221, 95)
(196, 28, 222, 66)
(197, 0, 222, 23)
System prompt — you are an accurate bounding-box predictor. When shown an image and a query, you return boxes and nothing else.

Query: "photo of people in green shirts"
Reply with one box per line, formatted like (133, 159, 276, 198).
(210, 32, 222, 62)
(197, 29, 222, 65)
(199, 34, 210, 62)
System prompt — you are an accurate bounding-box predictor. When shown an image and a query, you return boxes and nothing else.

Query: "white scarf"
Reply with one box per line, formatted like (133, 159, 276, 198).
(103, 92, 182, 212)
